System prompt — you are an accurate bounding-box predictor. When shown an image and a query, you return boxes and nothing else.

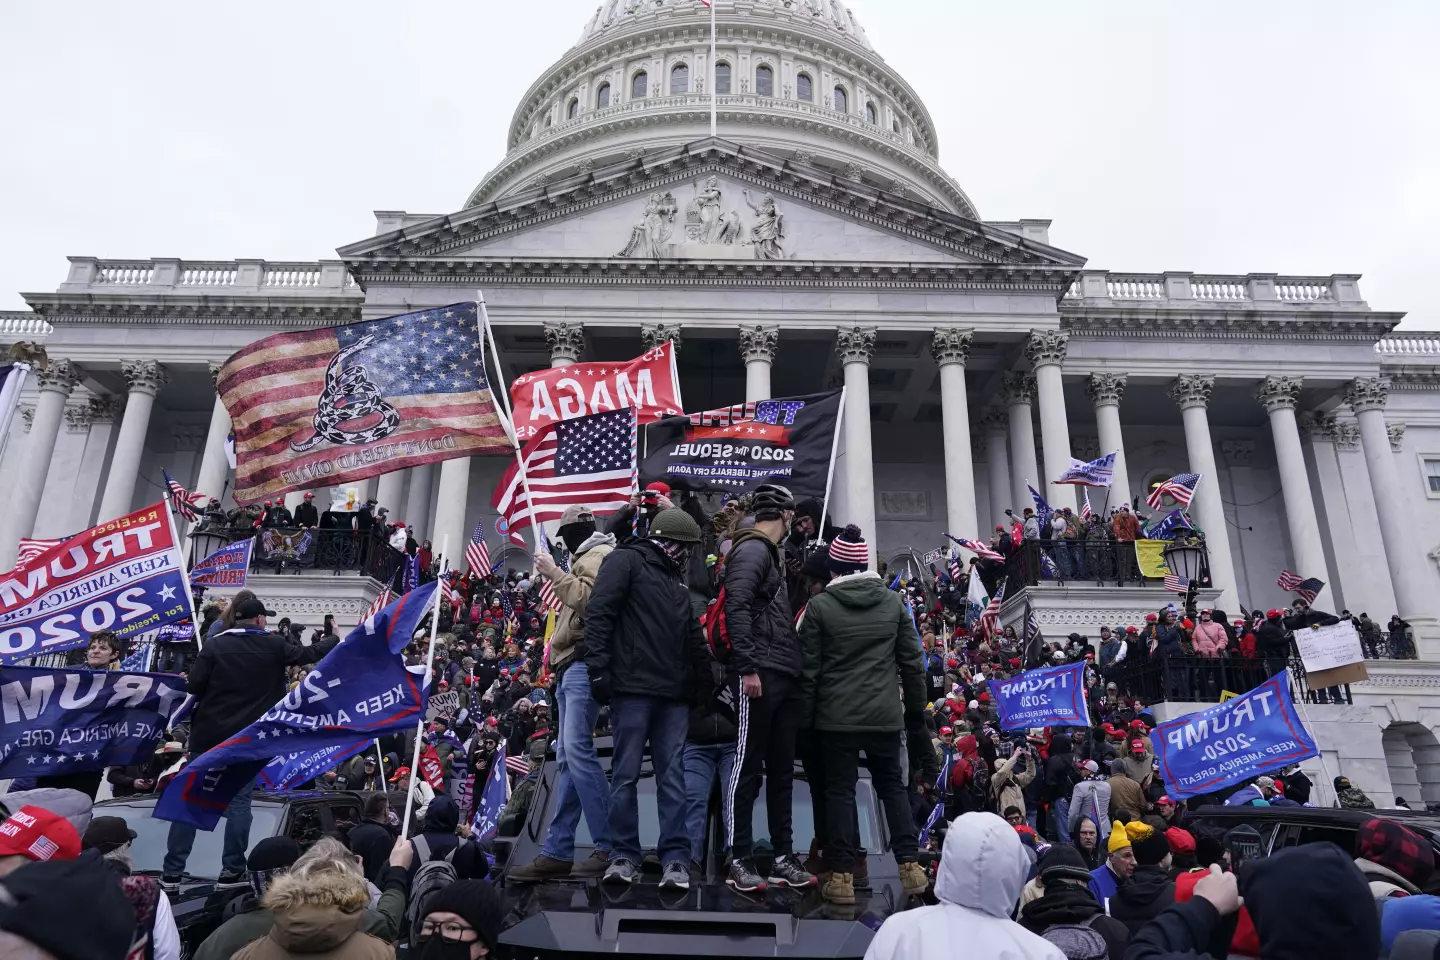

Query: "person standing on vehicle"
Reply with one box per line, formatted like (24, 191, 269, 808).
(721, 484, 816, 892)
(585, 508, 712, 890)
(162, 597, 339, 890)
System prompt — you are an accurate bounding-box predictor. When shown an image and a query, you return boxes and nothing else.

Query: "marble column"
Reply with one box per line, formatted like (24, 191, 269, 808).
(980, 410, 1011, 532)
(1085, 373, 1134, 510)
(1345, 378, 1432, 627)
(836, 326, 877, 562)
(740, 324, 779, 402)
(431, 459, 471, 568)
(193, 363, 233, 516)
(1255, 376, 1333, 609)
(69, 397, 122, 531)
(4, 359, 82, 567)
(1331, 420, 1399, 618)
(1000, 372, 1039, 515)
(97, 360, 166, 523)
(544, 321, 584, 368)
(1026, 330, 1076, 513)
(932, 328, 977, 538)
(1168, 374, 1239, 610)
(1299, 412, 1364, 615)
(375, 471, 408, 519)
(405, 463, 437, 539)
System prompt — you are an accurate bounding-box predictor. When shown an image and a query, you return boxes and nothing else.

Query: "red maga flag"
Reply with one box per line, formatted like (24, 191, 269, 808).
(217, 302, 511, 504)
(508, 341, 682, 440)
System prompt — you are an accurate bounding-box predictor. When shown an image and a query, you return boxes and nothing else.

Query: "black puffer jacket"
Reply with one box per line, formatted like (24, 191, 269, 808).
(585, 539, 710, 703)
(1109, 864, 1176, 935)
(721, 530, 801, 678)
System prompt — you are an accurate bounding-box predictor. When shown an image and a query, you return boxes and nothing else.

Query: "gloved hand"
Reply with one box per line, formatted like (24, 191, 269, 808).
(590, 671, 612, 706)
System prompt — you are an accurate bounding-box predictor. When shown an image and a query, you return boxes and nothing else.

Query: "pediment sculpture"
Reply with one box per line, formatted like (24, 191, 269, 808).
(618, 177, 788, 260)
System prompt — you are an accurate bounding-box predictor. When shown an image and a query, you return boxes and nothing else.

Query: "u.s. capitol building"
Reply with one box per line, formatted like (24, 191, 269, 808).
(2, 0, 1439, 804)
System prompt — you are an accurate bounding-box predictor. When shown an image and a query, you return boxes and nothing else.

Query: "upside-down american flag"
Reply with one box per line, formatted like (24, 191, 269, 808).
(1147, 472, 1202, 509)
(492, 407, 636, 537)
(216, 302, 511, 505)
(1277, 570, 1324, 604)
(163, 468, 206, 523)
(465, 520, 492, 578)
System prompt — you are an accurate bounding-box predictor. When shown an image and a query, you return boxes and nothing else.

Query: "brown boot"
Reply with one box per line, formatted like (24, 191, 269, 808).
(822, 870, 855, 905)
(509, 854, 574, 882)
(898, 861, 929, 897)
(804, 839, 832, 882)
(570, 850, 610, 878)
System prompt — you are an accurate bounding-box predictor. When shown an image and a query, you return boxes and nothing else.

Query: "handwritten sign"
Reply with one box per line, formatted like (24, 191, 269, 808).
(1295, 621, 1364, 673)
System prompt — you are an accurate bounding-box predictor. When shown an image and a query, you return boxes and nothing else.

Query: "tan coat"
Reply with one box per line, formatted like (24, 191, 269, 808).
(546, 532, 615, 671)
(234, 866, 393, 960)
(990, 750, 1036, 817)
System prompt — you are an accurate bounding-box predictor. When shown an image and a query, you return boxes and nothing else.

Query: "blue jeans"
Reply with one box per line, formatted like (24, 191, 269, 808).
(683, 742, 736, 864)
(539, 661, 611, 861)
(1053, 796, 1071, 844)
(163, 776, 254, 877)
(609, 695, 689, 868)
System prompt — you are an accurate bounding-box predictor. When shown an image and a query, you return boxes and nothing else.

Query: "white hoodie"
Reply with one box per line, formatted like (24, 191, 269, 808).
(864, 812, 1065, 960)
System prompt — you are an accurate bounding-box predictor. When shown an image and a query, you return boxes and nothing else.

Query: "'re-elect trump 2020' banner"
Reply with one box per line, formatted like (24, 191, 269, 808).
(991, 660, 1091, 731)
(1149, 669, 1318, 799)
(0, 503, 196, 663)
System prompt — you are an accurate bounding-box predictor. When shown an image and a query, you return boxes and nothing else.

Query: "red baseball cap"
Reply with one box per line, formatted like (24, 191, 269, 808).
(939, 726, 953, 736)
(1158, 795, 1176, 807)
(1130, 738, 1148, 751)
(0, 806, 81, 863)
(645, 481, 671, 496)
(1145, 613, 1158, 622)
(303, 492, 314, 499)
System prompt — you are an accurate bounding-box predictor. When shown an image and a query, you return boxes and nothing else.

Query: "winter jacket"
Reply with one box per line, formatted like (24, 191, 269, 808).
(1111, 746, 1155, 789)
(1150, 624, 1187, 659)
(1068, 778, 1111, 838)
(1189, 621, 1227, 657)
(1042, 740, 1078, 803)
(1255, 620, 1291, 659)
(1107, 772, 1146, 818)
(797, 572, 926, 733)
(346, 820, 396, 885)
(584, 538, 710, 703)
(186, 626, 338, 757)
(1018, 882, 1129, 959)
(722, 530, 802, 678)
(1112, 512, 1140, 540)
(1357, 857, 1424, 898)
(863, 812, 1066, 960)
(1109, 864, 1176, 935)
(991, 750, 1037, 819)
(545, 531, 615, 672)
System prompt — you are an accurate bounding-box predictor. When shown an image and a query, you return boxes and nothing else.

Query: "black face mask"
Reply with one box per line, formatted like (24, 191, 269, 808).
(560, 522, 595, 554)
(415, 935, 473, 960)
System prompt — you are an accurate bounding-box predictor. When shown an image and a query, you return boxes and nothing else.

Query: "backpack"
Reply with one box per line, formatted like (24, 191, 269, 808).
(1040, 916, 1109, 960)
(965, 756, 992, 808)
(405, 834, 465, 946)
(701, 541, 781, 662)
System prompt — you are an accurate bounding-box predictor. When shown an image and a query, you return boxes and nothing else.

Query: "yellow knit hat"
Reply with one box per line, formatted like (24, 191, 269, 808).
(1107, 820, 1131, 853)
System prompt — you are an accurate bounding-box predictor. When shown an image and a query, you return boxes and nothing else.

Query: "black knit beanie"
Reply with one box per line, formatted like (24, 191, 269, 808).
(421, 878, 503, 949)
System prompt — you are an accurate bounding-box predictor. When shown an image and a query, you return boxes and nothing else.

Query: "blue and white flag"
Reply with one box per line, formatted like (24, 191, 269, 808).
(470, 741, 509, 841)
(1027, 482, 1053, 532)
(1143, 509, 1190, 541)
(1149, 669, 1318, 800)
(990, 661, 1090, 731)
(919, 801, 945, 845)
(0, 666, 189, 777)
(155, 582, 439, 830)
(258, 740, 372, 791)
(190, 539, 253, 589)
(1054, 452, 1116, 487)
(964, 567, 988, 635)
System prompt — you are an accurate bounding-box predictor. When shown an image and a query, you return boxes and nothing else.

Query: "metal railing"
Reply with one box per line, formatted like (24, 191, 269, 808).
(1109, 654, 1351, 706)
(1002, 538, 1211, 589)
(188, 526, 410, 585)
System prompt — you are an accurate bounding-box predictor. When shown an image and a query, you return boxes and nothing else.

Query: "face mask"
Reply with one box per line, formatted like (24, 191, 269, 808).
(415, 935, 473, 960)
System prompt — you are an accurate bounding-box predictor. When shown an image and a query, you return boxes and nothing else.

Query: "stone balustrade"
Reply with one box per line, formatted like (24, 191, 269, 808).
(0, 313, 55, 339)
(1064, 270, 1362, 306)
(62, 257, 356, 295)
(1377, 334, 1440, 356)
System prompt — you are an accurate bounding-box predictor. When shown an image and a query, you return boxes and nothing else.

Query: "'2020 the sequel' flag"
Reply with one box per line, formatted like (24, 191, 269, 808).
(640, 391, 841, 499)
(189, 540, 253, 589)
(217, 303, 511, 505)
(0, 666, 189, 778)
(990, 661, 1090, 731)
(155, 582, 439, 829)
(0, 503, 195, 663)
(508, 341, 683, 441)
(1149, 669, 1318, 799)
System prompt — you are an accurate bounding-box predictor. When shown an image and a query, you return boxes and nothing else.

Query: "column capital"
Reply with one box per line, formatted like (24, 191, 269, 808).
(930, 327, 974, 367)
(1255, 374, 1304, 413)
(1297, 411, 1336, 441)
(63, 403, 93, 433)
(1333, 421, 1361, 452)
(1024, 329, 1069, 368)
(120, 359, 167, 396)
(739, 324, 780, 363)
(35, 359, 83, 395)
(1084, 372, 1127, 407)
(207, 361, 224, 386)
(999, 371, 1036, 407)
(1345, 376, 1390, 413)
(543, 321, 586, 364)
(1168, 374, 1215, 410)
(1388, 422, 1406, 452)
(88, 396, 124, 424)
(834, 326, 876, 365)
(979, 408, 1009, 436)
(640, 322, 682, 355)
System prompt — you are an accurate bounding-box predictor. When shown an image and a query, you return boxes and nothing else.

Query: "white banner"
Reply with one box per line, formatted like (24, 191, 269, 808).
(1295, 620, 1365, 673)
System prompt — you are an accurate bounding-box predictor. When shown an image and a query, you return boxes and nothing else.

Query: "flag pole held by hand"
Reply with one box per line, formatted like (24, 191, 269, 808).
(400, 535, 448, 841)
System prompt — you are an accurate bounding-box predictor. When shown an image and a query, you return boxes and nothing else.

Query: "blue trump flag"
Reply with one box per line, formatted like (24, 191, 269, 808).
(190, 539, 253, 589)
(155, 581, 439, 829)
(0, 666, 189, 778)
(470, 741, 509, 841)
(1149, 668, 1318, 800)
(990, 660, 1090, 731)
(1143, 509, 1190, 541)
(1027, 483, 1053, 532)
(1054, 452, 1116, 487)
(258, 740, 372, 790)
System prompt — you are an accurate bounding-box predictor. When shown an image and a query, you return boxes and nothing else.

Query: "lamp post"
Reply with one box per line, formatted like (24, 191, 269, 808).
(1163, 538, 1206, 620)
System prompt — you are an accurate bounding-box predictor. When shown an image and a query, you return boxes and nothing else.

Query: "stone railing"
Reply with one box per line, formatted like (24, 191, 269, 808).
(1063, 270, 1362, 306)
(1377, 334, 1440, 357)
(0, 312, 55, 339)
(63, 257, 358, 296)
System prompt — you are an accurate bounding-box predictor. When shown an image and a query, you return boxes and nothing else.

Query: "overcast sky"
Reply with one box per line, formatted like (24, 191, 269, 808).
(1, 1, 1434, 327)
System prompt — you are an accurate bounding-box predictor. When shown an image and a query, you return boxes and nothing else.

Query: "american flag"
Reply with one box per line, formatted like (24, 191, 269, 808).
(1163, 572, 1190, 594)
(979, 578, 1007, 640)
(216, 302, 510, 504)
(27, 835, 60, 861)
(505, 754, 530, 777)
(1277, 570, 1324, 604)
(465, 521, 492, 578)
(947, 534, 1004, 562)
(1080, 489, 1093, 521)
(1023, 601, 1043, 663)
(536, 545, 569, 614)
(362, 588, 393, 623)
(439, 571, 461, 606)
(492, 408, 636, 536)
(946, 550, 962, 582)
(163, 468, 205, 523)
(15, 536, 64, 569)
(1147, 472, 1202, 509)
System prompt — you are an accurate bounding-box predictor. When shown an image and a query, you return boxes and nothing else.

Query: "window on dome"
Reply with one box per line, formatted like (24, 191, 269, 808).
(544, 114, 552, 128)
(597, 83, 611, 108)
(892, 118, 900, 134)
(632, 71, 648, 99)
(756, 65, 773, 97)
(715, 61, 731, 94)
(865, 101, 876, 124)
(568, 98, 580, 120)
(833, 86, 848, 113)
(670, 63, 689, 94)
(797, 73, 812, 101)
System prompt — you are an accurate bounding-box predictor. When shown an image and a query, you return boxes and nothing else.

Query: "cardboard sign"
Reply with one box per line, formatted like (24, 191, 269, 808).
(922, 548, 944, 566)
(427, 690, 461, 720)
(1295, 620, 1369, 688)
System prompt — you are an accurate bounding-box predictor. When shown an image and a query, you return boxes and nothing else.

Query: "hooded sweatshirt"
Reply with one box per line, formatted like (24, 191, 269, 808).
(233, 865, 391, 960)
(863, 812, 1065, 960)
(545, 530, 616, 672)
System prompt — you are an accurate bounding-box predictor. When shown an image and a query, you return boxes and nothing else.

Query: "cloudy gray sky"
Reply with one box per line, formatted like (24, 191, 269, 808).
(1, 0, 1434, 327)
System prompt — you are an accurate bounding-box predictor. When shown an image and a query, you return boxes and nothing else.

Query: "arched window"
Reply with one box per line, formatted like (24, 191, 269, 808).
(568, 98, 580, 120)
(670, 63, 689, 94)
(796, 72, 813, 101)
(631, 70, 648, 99)
(755, 64, 773, 97)
(715, 61, 731, 94)
(865, 101, 876, 124)
(596, 82, 611, 108)
(833, 85, 848, 113)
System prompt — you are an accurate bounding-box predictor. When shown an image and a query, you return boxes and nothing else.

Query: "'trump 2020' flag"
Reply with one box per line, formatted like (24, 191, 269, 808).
(0, 503, 195, 662)
(509, 341, 682, 441)
(189, 540, 253, 589)
(990, 661, 1090, 731)
(155, 582, 439, 830)
(640, 391, 841, 498)
(470, 741, 510, 841)
(1054, 452, 1116, 487)
(1149, 669, 1318, 800)
(217, 303, 511, 505)
(0, 666, 189, 778)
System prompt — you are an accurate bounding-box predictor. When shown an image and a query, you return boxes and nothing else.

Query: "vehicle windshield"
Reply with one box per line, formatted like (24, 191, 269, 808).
(101, 802, 281, 878)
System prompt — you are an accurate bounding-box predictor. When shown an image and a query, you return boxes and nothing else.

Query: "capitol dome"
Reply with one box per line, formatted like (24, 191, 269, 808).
(466, 0, 977, 218)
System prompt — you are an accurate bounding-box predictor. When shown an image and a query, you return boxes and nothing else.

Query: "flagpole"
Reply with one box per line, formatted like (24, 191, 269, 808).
(476, 294, 545, 555)
(162, 497, 204, 652)
(374, 740, 386, 788)
(401, 539, 448, 841)
(1288, 668, 1340, 806)
(819, 385, 846, 539)
(709, 0, 717, 137)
